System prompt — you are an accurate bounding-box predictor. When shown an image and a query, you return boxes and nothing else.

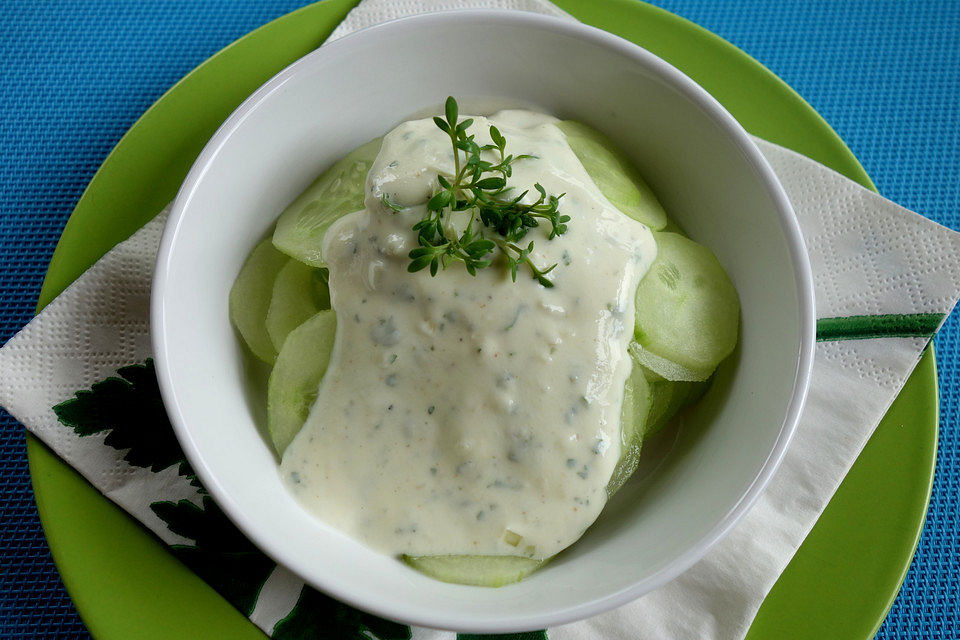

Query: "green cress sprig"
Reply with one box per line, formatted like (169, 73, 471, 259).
(399, 97, 569, 287)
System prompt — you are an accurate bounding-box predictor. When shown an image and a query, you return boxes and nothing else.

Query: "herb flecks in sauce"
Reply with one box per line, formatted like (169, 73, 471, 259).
(280, 108, 657, 559)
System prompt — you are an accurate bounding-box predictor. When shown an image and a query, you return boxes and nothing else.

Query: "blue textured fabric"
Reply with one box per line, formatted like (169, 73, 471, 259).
(0, 1, 956, 638)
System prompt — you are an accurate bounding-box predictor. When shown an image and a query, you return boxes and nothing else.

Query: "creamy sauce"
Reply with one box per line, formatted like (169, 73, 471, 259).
(281, 110, 656, 558)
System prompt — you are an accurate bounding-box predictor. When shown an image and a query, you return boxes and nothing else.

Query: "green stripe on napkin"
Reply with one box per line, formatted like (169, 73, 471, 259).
(816, 313, 944, 342)
(458, 632, 548, 640)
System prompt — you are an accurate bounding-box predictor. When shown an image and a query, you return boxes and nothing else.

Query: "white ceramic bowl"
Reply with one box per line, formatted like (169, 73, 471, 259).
(152, 10, 815, 633)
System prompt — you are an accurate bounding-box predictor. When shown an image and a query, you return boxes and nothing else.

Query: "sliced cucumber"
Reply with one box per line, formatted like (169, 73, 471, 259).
(556, 120, 667, 230)
(606, 366, 651, 496)
(229, 238, 288, 364)
(608, 356, 712, 494)
(642, 369, 710, 439)
(273, 137, 382, 267)
(634, 232, 739, 376)
(628, 341, 710, 382)
(660, 218, 688, 236)
(662, 380, 710, 435)
(265, 260, 331, 352)
(267, 310, 337, 456)
(402, 555, 545, 587)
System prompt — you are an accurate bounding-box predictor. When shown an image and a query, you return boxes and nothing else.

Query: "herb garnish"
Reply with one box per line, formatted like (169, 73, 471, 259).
(403, 97, 569, 287)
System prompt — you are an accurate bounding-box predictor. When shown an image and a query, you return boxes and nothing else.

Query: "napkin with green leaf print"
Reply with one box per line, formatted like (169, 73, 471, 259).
(2, 1, 960, 638)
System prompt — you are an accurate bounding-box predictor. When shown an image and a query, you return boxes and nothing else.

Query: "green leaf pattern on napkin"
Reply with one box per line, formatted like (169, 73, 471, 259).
(272, 585, 412, 640)
(53, 359, 203, 488)
(151, 497, 275, 616)
(52, 360, 418, 639)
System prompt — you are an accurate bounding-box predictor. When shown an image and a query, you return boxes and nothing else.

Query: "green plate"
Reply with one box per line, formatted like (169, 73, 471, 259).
(27, 1, 936, 638)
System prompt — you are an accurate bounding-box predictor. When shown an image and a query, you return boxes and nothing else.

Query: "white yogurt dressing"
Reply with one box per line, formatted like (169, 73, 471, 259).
(281, 110, 656, 559)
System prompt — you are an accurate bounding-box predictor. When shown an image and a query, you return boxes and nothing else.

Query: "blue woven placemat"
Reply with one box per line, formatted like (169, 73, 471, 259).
(0, 1, 956, 638)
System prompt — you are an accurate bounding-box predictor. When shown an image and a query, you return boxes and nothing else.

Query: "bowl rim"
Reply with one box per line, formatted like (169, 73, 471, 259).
(152, 8, 816, 633)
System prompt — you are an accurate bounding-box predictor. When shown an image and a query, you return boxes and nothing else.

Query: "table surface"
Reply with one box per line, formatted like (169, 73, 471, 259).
(1, 1, 957, 638)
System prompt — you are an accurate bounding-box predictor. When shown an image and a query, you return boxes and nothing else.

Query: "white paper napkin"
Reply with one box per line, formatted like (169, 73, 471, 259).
(2, 1, 959, 638)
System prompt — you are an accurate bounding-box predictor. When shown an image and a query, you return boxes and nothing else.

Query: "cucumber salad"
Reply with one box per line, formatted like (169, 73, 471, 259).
(230, 99, 739, 587)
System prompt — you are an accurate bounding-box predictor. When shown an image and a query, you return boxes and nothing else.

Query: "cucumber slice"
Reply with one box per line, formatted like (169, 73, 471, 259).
(644, 376, 709, 439)
(273, 137, 382, 267)
(267, 310, 337, 455)
(644, 373, 679, 432)
(646, 384, 707, 437)
(660, 218, 688, 236)
(634, 232, 739, 376)
(229, 238, 288, 364)
(635, 357, 711, 437)
(557, 120, 667, 230)
(402, 555, 545, 587)
(265, 260, 331, 352)
(628, 341, 710, 382)
(607, 367, 651, 496)
(608, 356, 712, 494)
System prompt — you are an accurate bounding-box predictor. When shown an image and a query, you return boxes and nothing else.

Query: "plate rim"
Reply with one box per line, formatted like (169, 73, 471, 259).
(24, 0, 936, 637)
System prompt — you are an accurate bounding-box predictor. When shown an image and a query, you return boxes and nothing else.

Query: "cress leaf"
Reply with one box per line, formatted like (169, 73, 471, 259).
(445, 95, 458, 127)
(428, 190, 452, 211)
(407, 97, 567, 286)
